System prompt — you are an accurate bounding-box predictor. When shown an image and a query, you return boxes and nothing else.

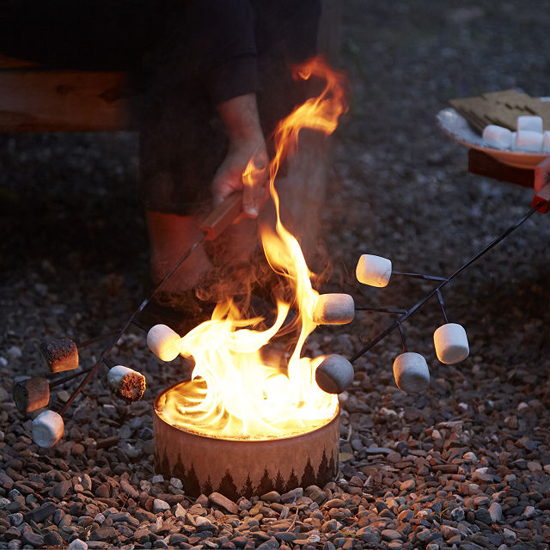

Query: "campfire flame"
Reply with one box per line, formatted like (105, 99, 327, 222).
(157, 58, 348, 440)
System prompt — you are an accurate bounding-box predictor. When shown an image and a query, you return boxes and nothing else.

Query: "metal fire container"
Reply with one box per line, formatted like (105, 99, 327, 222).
(154, 381, 340, 499)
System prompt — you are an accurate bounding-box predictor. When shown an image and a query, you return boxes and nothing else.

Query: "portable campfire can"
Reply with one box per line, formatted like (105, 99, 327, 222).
(153, 382, 340, 499)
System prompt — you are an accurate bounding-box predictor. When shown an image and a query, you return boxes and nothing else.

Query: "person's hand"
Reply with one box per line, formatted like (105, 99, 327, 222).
(212, 94, 269, 218)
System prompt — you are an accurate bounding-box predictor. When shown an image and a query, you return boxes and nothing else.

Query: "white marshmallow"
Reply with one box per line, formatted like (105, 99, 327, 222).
(543, 131, 550, 153)
(315, 354, 355, 394)
(312, 294, 355, 325)
(147, 324, 182, 362)
(517, 115, 543, 134)
(32, 410, 64, 448)
(356, 254, 392, 287)
(393, 352, 430, 393)
(482, 125, 513, 150)
(514, 130, 543, 152)
(433, 323, 469, 364)
(108, 365, 146, 403)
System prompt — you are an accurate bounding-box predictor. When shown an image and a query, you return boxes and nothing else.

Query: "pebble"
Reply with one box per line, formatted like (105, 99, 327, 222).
(69, 540, 88, 550)
(153, 499, 170, 513)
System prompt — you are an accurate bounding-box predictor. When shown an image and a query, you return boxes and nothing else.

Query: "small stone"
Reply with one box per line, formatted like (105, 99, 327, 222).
(381, 529, 403, 542)
(153, 499, 170, 513)
(8, 513, 23, 526)
(195, 515, 215, 532)
(120, 479, 139, 499)
(399, 479, 415, 491)
(151, 475, 164, 484)
(52, 480, 72, 499)
(69, 540, 88, 550)
(523, 506, 536, 518)
(260, 491, 281, 503)
(441, 526, 460, 540)
(44, 532, 64, 547)
(170, 477, 183, 490)
(175, 503, 186, 517)
(25, 502, 56, 523)
(325, 498, 345, 509)
(209, 492, 239, 514)
(489, 502, 502, 523)
(475, 508, 493, 525)
(89, 526, 118, 542)
(21, 531, 44, 548)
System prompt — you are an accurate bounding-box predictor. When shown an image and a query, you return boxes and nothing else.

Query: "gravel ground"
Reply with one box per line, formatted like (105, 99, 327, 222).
(1, 1, 550, 549)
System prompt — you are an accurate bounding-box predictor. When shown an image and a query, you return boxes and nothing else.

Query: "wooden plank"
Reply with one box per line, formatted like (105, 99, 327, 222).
(0, 70, 137, 132)
(468, 149, 534, 188)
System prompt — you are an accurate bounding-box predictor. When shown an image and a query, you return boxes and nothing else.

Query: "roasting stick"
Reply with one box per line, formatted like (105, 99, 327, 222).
(57, 193, 243, 416)
(349, 201, 545, 364)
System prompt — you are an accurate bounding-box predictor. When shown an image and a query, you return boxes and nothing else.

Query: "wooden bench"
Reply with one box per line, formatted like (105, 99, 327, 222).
(0, 55, 137, 132)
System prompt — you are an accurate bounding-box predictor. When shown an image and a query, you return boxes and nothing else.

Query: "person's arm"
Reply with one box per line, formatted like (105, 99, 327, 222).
(212, 93, 268, 218)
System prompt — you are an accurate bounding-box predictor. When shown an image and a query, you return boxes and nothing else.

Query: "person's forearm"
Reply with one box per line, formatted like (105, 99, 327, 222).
(217, 93, 264, 145)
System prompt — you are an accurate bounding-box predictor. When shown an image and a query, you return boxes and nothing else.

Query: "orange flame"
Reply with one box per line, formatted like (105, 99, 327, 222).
(157, 57, 348, 440)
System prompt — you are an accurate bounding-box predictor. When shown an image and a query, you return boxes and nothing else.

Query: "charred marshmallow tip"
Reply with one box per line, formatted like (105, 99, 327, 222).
(13, 377, 50, 413)
(108, 365, 146, 404)
(40, 337, 79, 373)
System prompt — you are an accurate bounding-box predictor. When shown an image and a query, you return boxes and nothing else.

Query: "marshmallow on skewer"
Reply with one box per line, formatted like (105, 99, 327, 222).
(13, 377, 50, 413)
(315, 354, 355, 394)
(356, 254, 392, 288)
(147, 324, 182, 362)
(40, 338, 79, 373)
(517, 115, 543, 134)
(433, 323, 469, 364)
(32, 410, 64, 448)
(108, 365, 146, 403)
(543, 131, 550, 153)
(482, 125, 513, 150)
(514, 130, 543, 152)
(312, 294, 355, 325)
(393, 352, 430, 393)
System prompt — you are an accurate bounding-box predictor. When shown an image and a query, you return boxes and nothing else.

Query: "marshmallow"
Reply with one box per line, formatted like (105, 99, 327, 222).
(514, 130, 543, 152)
(393, 352, 430, 393)
(315, 354, 355, 394)
(482, 125, 513, 150)
(517, 115, 543, 134)
(147, 324, 182, 362)
(312, 294, 355, 325)
(433, 323, 469, 364)
(356, 254, 392, 288)
(108, 365, 146, 403)
(40, 337, 79, 373)
(543, 131, 550, 153)
(13, 377, 50, 413)
(32, 410, 64, 448)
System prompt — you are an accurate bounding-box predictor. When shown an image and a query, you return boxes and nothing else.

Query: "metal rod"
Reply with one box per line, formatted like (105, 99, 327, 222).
(355, 306, 408, 314)
(48, 366, 94, 388)
(76, 329, 120, 349)
(349, 202, 543, 363)
(58, 234, 206, 415)
(436, 289, 449, 324)
(397, 322, 407, 352)
(392, 271, 448, 282)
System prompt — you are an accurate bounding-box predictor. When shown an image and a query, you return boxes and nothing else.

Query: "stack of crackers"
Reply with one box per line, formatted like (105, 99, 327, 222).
(449, 89, 550, 134)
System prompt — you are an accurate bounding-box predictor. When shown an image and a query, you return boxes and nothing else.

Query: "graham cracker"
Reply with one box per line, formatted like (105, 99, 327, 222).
(449, 90, 550, 133)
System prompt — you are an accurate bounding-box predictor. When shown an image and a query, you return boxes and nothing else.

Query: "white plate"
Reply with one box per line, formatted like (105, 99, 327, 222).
(437, 107, 548, 169)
